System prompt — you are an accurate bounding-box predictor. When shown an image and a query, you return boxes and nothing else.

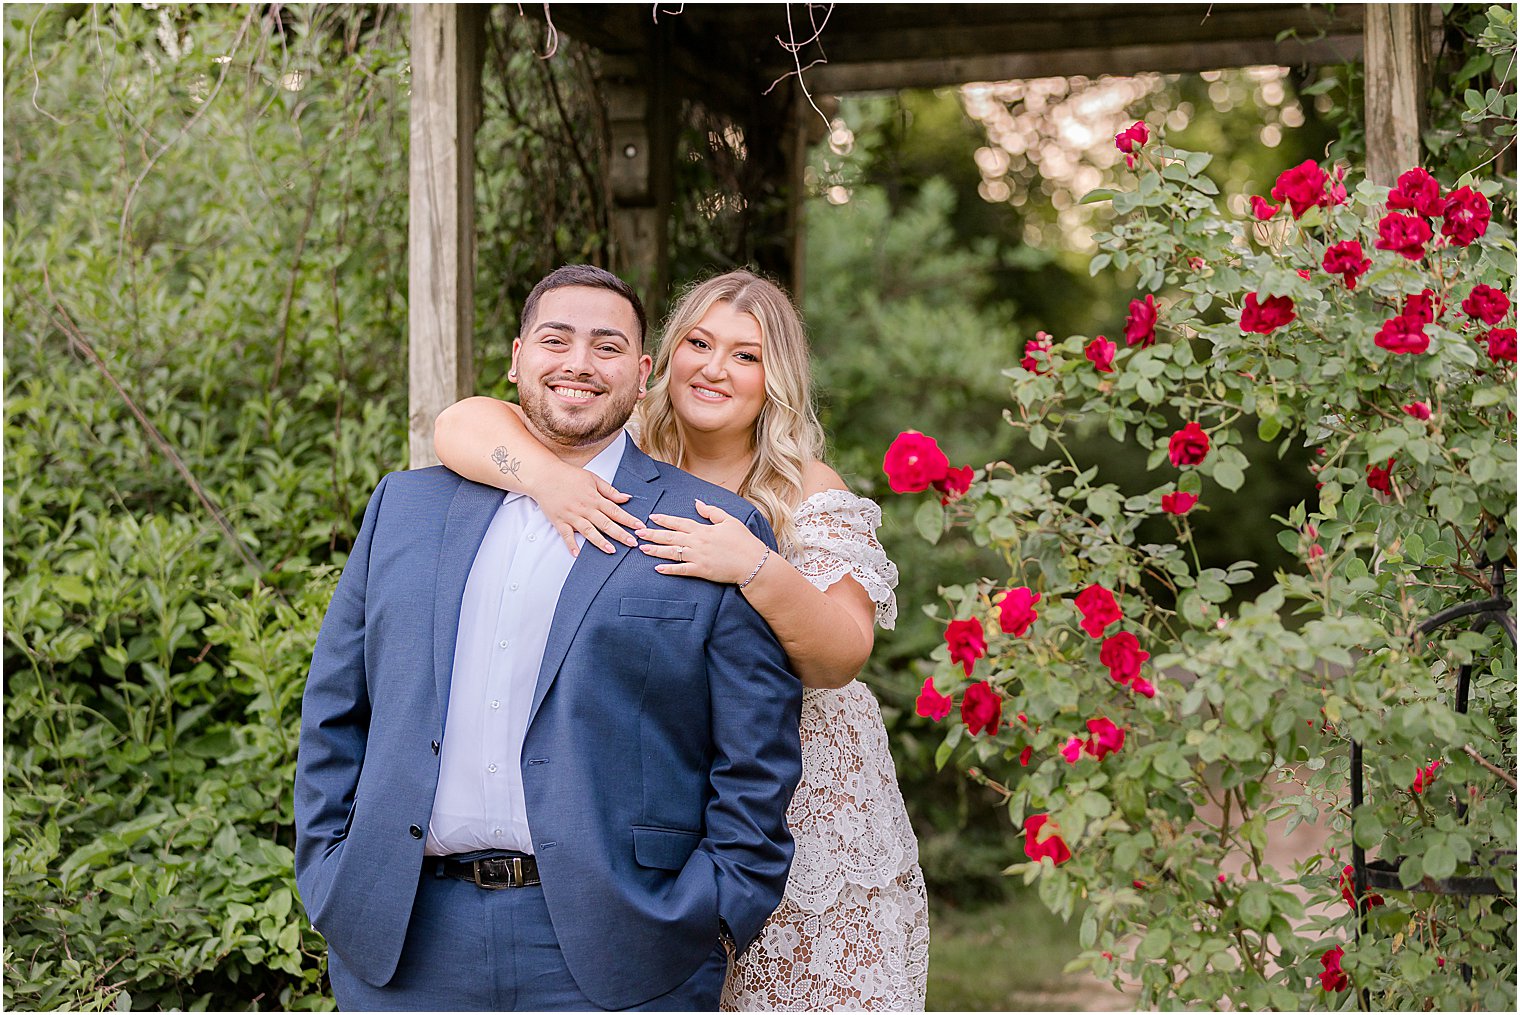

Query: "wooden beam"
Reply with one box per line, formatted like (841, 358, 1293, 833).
(408, 4, 484, 469)
(810, 33, 1366, 93)
(1364, 3, 1435, 185)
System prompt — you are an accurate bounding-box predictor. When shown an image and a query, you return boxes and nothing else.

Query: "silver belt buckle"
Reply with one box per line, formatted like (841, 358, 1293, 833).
(472, 858, 509, 890)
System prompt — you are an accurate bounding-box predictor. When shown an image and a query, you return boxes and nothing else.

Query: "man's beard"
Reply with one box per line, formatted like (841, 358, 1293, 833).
(520, 377, 638, 448)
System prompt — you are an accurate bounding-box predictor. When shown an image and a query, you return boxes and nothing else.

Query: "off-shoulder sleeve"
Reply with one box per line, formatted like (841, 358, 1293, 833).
(791, 489, 899, 630)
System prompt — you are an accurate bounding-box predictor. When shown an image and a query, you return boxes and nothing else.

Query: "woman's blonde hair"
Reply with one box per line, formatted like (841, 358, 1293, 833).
(636, 270, 825, 555)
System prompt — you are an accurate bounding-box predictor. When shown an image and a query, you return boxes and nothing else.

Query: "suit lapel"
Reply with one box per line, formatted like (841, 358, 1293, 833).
(527, 443, 665, 728)
(433, 478, 509, 712)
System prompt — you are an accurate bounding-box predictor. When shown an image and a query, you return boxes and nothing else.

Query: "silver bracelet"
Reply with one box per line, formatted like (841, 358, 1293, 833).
(738, 548, 770, 589)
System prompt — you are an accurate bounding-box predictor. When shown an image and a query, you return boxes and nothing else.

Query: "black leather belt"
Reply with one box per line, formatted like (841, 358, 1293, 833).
(434, 852, 540, 889)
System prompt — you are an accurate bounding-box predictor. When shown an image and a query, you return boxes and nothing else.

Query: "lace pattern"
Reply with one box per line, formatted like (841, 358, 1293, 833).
(792, 489, 900, 630)
(722, 490, 928, 1011)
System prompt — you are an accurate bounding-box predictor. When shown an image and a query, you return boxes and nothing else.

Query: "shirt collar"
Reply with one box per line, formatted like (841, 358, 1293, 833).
(503, 429, 628, 505)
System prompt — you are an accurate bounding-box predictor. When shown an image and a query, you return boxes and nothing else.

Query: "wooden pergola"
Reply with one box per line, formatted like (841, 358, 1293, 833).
(407, 3, 1439, 467)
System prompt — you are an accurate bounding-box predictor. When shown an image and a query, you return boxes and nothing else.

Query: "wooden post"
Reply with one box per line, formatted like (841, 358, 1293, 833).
(408, 4, 484, 469)
(1364, 3, 1432, 185)
(602, 21, 675, 326)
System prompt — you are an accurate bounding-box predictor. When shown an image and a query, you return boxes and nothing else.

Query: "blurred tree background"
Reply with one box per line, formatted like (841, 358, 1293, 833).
(5, 3, 1505, 1009)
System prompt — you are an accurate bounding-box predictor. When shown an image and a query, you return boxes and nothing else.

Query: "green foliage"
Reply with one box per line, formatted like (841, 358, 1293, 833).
(896, 26, 1518, 1008)
(4, 5, 411, 1008)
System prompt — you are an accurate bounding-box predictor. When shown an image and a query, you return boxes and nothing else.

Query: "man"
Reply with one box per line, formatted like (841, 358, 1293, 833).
(294, 265, 803, 1010)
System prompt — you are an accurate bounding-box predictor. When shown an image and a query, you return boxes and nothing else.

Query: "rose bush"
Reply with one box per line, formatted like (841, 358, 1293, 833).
(895, 17, 1516, 1005)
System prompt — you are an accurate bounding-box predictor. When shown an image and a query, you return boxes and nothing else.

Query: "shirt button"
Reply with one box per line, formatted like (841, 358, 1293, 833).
(528, 533, 537, 542)
(499, 640, 509, 649)
(493, 828, 503, 837)
(510, 582, 520, 591)
(487, 763, 498, 773)
(491, 700, 501, 709)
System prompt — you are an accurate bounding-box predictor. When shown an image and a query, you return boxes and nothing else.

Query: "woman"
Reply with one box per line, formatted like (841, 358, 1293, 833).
(433, 270, 928, 1011)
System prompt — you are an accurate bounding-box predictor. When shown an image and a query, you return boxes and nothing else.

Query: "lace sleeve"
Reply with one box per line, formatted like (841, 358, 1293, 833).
(791, 490, 899, 630)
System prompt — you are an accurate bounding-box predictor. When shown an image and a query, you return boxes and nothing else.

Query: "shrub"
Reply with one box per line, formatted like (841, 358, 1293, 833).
(895, 13, 1517, 1007)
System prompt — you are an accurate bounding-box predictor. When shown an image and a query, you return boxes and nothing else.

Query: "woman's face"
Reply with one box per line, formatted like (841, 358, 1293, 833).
(667, 301, 767, 440)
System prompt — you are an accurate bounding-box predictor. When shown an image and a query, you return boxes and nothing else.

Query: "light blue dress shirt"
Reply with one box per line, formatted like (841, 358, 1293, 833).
(424, 431, 628, 855)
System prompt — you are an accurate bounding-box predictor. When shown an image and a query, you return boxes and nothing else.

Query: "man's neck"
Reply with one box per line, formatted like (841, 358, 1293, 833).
(523, 416, 625, 468)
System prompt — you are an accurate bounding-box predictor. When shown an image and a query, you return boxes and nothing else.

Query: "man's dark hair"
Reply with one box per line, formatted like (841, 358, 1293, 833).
(519, 265, 647, 348)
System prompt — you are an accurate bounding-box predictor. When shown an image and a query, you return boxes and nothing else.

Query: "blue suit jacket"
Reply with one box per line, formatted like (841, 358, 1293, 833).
(293, 443, 803, 1008)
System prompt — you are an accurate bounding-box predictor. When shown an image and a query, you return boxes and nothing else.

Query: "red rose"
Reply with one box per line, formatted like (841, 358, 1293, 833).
(1328, 166, 1349, 207)
(1270, 160, 1329, 218)
(1161, 491, 1199, 515)
(1319, 945, 1349, 993)
(1462, 284, 1511, 325)
(1130, 676, 1157, 699)
(1322, 240, 1371, 290)
(1441, 186, 1490, 246)
(1100, 630, 1150, 685)
(1373, 314, 1429, 355)
(1374, 211, 1433, 261)
(1123, 294, 1159, 348)
(1059, 736, 1084, 764)
(1308, 544, 1326, 560)
(1024, 814, 1072, 865)
(1401, 401, 1432, 420)
(996, 586, 1041, 637)
(914, 677, 953, 721)
(933, 465, 974, 505)
(1085, 335, 1117, 373)
(1485, 327, 1517, 363)
(1387, 167, 1444, 217)
(1114, 120, 1148, 168)
(1339, 864, 1385, 910)
(1403, 290, 1440, 325)
(1021, 332, 1052, 374)
(1168, 421, 1211, 467)
(1249, 195, 1279, 220)
(1366, 458, 1395, 494)
(961, 679, 1002, 735)
(1019, 745, 1033, 767)
(883, 431, 950, 493)
(1239, 292, 1296, 334)
(945, 617, 986, 676)
(1412, 759, 1441, 794)
(1074, 584, 1122, 638)
(1296, 269, 1313, 281)
(1084, 717, 1126, 760)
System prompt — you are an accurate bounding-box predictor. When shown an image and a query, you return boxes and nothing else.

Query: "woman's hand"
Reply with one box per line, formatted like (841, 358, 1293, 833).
(637, 499, 768, 583)
(537, 461, 643, 555)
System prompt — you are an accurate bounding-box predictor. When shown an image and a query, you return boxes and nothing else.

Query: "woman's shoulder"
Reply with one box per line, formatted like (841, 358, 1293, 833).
(795, 462, 884, 521)
(802, 460, 849, 498)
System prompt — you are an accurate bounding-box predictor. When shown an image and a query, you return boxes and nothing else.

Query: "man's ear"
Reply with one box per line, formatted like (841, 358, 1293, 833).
(509, 338, 522, 383)
(636, 353, 654, 398)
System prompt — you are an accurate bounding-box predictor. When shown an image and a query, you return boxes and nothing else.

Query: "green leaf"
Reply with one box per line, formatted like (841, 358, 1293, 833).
(1424, 842, 1457, 880)
(1137, 926, 1173, 960)
(1256, 415, 1282, 442)
(1238, 886, 1272, 930)
(1081, 188, 1118, 206)
(1214, 462, 1245, 492)
(914, 499, 945, 545)
(1183, 151, 1214, 175)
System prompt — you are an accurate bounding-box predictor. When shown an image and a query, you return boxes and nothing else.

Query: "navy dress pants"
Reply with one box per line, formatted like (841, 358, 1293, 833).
(327, 869, 728, 1011)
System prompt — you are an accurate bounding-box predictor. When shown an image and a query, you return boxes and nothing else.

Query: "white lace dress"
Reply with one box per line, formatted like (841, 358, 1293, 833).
(720, 489, 930, 1012)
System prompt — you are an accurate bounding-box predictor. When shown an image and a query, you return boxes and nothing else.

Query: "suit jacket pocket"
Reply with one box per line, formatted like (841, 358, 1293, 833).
(632, 825, 702, 870)
(619, 597, 697, 621)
